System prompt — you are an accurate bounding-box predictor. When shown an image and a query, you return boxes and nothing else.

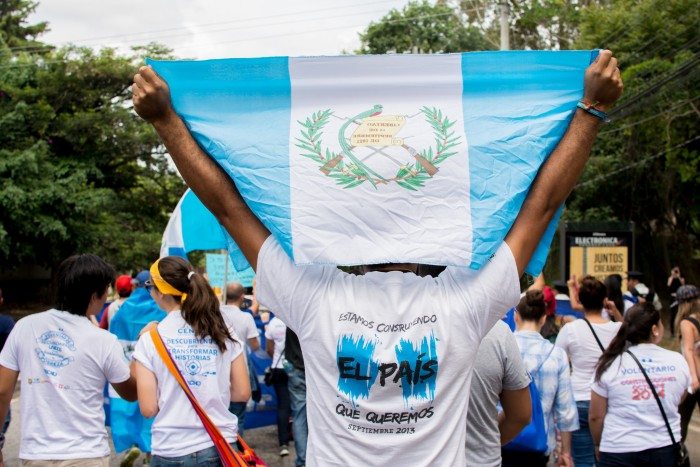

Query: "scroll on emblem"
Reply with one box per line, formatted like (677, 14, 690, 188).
(350, 115, 406, 147)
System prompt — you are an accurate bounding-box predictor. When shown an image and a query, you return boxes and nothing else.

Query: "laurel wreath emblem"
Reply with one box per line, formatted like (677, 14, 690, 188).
(295, 107, 461, 190)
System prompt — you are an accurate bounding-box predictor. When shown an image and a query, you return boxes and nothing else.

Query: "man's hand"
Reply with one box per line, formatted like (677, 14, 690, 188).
(582, 49, 623, 111)
(557, 452, 573, 467)
(132, 66, 176, 124)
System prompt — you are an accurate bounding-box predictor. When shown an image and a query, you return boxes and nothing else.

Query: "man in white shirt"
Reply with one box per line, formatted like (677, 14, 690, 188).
(0, 254, 137, 466)
(132, 51, 622, 466)
(220, 281, 260, 435)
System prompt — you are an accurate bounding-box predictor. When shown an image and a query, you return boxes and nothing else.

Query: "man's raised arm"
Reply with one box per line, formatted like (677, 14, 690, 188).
(132, 66, 270, 270)
(505, 50, 623, 276)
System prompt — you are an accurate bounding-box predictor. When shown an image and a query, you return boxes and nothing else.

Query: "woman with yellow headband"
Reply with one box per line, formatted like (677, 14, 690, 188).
(131, 256, 251, 466)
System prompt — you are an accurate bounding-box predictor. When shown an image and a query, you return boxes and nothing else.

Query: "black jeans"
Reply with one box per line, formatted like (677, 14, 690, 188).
(271, 370, 291, 446)
(599, 444, 677, 467)
(679, 390, 700, 441)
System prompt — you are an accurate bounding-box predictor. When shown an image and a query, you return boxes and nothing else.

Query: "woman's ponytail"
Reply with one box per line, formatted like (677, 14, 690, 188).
(594, 302, 659, 381)
(155, 257, 233, 352)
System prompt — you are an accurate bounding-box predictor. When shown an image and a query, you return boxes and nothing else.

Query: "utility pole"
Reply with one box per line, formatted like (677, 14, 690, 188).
(499, 0, 510, 50)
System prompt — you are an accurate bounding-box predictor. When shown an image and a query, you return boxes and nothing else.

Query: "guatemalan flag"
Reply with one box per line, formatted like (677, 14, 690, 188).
(150, 51, 596, 275)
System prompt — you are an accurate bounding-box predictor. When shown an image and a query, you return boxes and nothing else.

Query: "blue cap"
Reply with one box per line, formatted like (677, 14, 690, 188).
(135, 270, 151, 287)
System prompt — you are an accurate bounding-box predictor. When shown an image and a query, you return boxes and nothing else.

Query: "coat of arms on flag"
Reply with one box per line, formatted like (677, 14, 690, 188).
(296, 105, 461, 190)
(150, 51, 597, 275)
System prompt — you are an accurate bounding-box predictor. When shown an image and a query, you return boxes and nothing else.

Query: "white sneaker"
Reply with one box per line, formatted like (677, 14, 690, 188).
(280, 445, 290, 457)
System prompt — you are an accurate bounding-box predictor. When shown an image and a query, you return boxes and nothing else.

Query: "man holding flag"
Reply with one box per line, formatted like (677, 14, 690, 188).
(132, 50, 622, 465)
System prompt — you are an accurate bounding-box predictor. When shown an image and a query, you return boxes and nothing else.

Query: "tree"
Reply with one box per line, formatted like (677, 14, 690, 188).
(0, 0, 49, 51)
(564, 0, 700, 285)
(0, 39, 185, 272)
(357, 0, 492, 54)
(459, 0, 607, 51)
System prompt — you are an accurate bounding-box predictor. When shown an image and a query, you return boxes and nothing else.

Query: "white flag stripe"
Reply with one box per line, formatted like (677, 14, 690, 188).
(288, 54, 472, 266)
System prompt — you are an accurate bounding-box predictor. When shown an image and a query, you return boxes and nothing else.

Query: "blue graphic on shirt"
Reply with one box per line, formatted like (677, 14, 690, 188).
(337, 335, 379, 402)
(34, 330, 76, 375)
(394, 334, 438, 402)
(336, 333, 439, 404)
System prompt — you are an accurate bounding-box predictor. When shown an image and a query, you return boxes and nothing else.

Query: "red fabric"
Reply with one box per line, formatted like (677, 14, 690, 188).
(115, 275, 133, 294)
(543, 286, 556, 316)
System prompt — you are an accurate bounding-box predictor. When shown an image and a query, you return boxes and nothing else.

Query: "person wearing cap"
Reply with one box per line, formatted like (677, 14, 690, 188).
(108, 270, 167, 465)
(622, 271, 663, 315)
(674, 284, 700, 441)
(99, 274, 134, 330)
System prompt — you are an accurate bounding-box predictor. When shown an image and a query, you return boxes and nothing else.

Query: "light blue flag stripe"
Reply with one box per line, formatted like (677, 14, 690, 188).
(151, 57, 294, 265)
(461, 50, 596, 273)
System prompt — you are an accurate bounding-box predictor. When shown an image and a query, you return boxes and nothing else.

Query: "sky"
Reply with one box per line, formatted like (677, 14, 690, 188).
(29, 0, 413, 59)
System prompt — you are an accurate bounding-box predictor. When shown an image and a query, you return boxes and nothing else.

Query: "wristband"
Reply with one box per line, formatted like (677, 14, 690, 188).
(577, 100, 610, 123)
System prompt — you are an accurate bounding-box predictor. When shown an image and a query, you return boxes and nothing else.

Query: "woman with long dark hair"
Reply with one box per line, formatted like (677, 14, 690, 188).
(589, 303, 690, 466)
(555, 276, 621, 467)
(132, 257, 251, 466)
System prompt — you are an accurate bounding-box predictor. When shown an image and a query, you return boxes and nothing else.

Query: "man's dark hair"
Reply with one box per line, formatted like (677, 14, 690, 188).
(55, 254, 115, 316)
(578, 275, 607, 311)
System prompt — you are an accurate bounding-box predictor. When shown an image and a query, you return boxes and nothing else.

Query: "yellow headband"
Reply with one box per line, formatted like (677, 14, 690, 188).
(149, 259, 188, 304)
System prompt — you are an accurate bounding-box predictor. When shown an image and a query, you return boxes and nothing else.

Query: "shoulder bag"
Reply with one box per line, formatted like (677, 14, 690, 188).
(263, 347, 287, 386)
(150, 328, 266, 467)
(626, 349, 689, 467)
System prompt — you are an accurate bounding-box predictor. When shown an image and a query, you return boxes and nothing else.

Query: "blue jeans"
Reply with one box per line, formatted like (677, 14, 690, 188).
(228, 401, 246, 437)
(288, 368, 308, 467)
(599, 444, 677, 467)
(152, 445, 228, 466)
(572, 400, 597, 467)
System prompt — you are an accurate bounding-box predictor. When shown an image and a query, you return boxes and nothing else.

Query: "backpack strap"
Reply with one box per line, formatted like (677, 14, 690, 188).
(534, 343, 556, 374)
(150, 328, 248, 467)
(582, 318, 606, 352)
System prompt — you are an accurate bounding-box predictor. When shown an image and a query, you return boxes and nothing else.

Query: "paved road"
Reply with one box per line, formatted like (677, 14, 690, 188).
(2, 392, 699, 466)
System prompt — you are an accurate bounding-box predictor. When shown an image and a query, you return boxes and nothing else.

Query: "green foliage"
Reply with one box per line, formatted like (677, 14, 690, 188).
(357, 0, 492, 54)
(459, 0, 607, 51)
(0, 0, 49, 51)
(562, 0, 700, 281)
(0, 39, 185, 271)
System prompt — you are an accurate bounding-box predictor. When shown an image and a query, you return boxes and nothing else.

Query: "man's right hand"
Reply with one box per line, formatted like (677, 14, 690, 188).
(132, 66, 175, 124)
(582, 49, 623, 111)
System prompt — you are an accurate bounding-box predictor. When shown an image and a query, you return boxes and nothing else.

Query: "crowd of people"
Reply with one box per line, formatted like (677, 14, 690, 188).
(0, 49, 697, 467)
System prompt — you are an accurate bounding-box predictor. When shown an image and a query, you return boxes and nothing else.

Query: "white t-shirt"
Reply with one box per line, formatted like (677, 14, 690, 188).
(591, 343, 690, 453)
(132, 310, 243, 457)
(555, 318, 621, 401)
(256, 236, 520, 466)
(221, 305, 259, 345)
(0, 309, 130, 460)
(264, 317, 287, 369)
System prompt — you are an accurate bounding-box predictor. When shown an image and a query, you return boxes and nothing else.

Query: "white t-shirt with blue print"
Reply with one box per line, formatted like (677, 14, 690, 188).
(0, 309, 130, 460)
(256, 236, 520, 467)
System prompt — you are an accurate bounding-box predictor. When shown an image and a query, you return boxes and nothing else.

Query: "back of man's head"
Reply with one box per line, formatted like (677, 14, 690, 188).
(226, 282, 245, 305)
(55, 254, 115, 316)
